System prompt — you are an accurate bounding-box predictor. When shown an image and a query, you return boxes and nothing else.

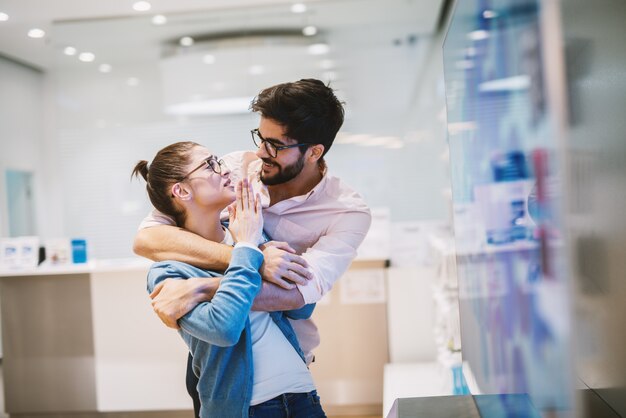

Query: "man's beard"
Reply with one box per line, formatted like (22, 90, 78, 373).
(259, 152, 306, 185)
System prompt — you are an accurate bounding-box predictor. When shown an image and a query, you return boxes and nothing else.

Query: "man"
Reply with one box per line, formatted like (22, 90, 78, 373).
(134, 78, 371, 415)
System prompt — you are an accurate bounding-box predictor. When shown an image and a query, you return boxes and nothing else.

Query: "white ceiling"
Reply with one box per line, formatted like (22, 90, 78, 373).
(0, 0, 445, 70)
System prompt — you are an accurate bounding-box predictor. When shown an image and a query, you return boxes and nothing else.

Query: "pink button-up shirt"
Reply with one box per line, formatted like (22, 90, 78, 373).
(139, 151, 372, 358)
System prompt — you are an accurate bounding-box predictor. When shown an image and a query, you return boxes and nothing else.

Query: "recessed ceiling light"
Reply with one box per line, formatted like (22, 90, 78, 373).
(482, 10, 498, 19)
(99, 64, 112, 73)
(302, 26, 317, 36)
(0, 12, 9, 22)
(133, 1, 151, 12)
(179, 36, 194, 47)
(151, 14, 167, 25)
(291, 3, 307, 13)
(63, 46, 77, 56)
(249, 65, 265, 75)
(307, 43, 329, 55)
(27, 28, 45, 39)
(202, 54, 216, 64)
(78, 52, 95, 62)
(127, 77, 140, 87)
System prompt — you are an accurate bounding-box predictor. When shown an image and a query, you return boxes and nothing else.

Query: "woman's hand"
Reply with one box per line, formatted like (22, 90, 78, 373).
(227, 178, 263, 246)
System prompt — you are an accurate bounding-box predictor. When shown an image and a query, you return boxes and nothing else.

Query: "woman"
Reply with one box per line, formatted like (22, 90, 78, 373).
(132, 141, 326, 418)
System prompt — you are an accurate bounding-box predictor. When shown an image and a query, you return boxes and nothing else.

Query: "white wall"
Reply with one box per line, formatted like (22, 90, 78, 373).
(1, 13, 452, 260)
(43, 26, 451, 259)
(0, 56, 44, 238)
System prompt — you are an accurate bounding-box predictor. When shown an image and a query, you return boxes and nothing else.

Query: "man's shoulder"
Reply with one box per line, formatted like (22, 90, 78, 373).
(321, 173, 370, 213)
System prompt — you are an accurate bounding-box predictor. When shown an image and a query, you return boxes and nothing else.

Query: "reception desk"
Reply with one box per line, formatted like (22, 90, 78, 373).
(0, 258, 389, 417)
(0, 259, 192, 417)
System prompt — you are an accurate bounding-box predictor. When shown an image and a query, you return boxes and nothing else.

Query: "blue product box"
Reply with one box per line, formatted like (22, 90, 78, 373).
(71, 239, 88, 264)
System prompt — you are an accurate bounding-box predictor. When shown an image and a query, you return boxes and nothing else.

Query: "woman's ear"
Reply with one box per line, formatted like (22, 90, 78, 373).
(171, 182, 192, 201)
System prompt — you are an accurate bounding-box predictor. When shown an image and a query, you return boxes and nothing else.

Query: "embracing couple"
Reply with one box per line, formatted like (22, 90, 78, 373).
(132, 79, 371, 418)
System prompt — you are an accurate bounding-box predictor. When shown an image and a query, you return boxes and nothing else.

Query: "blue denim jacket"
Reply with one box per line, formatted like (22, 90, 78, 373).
(147, 246, 315, 418)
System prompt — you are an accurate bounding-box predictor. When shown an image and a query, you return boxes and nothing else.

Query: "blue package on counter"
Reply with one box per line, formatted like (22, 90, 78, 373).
(71, 239, 88, 264)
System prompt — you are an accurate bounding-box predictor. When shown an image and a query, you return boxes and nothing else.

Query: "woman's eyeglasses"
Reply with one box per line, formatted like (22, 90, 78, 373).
(251, 129, 309, 158)
(179, 156, 226, 181)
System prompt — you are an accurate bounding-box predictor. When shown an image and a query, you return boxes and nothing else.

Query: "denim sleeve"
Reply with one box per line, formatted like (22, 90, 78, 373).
(148, 247, 264, 347)
(283, 303, 316, 320)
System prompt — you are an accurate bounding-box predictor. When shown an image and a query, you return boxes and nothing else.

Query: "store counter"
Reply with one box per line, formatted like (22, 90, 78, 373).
(0, 259, 191, 416)
(0, 258, 389, 416)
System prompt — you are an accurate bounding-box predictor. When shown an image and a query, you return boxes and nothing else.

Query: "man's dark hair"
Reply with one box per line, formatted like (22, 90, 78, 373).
(250, 78, 344, 158)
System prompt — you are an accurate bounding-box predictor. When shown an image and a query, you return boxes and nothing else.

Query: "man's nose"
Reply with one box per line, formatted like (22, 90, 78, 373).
(255, 144, 269, 159)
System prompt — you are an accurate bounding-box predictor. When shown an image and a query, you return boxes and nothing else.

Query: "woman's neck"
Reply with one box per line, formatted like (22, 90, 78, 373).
(182, 207, 225, 243)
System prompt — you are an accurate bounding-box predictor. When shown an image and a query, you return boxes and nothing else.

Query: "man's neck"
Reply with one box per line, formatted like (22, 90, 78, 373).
(267, 163, 324, 206)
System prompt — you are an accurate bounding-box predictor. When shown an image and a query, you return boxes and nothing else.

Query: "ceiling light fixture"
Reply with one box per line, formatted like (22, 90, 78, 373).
(78, 52, 95, 62)
(63, 46, 77, 56)
(0, 12, 9, 22)
(302, 26, 317, 36)
(127, 77, 140, 87)
(307, 43, 329, 55)
(291, 3, 307, 13)
(27, 28, 45, 39)
(179, 36, 194, 47)
(151, 14, 167, 25)
(482, 10, 498, 19)
(132, 1, 152, 12)
(99, 64, 112, 73)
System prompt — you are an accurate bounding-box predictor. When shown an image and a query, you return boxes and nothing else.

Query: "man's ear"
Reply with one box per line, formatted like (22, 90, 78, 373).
(171, 182, 192, 201)
(308, 144, 325, 162)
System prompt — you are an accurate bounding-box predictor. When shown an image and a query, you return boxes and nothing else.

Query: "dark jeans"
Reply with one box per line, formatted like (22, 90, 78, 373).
(249, 391, 327, 418)
(186, 353, 326, 418)
(186, 353, 201, 418)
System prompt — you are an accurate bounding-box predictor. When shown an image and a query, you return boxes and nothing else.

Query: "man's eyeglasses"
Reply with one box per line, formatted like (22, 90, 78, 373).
(251, 129, 309, 158)
(179, 156, 226, 181)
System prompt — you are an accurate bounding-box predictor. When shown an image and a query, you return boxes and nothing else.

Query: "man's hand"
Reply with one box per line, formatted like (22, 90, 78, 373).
(260, 241, 313, 289)
(149, 277, 221, 329)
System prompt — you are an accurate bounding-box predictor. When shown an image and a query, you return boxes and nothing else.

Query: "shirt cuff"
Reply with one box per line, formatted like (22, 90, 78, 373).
(296, 275, 322, 305)
(234, 242, 263, 254)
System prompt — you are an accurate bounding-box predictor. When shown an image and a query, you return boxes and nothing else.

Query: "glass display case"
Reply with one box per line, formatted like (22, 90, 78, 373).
(443, 1, 573, 416)
(443, 0, 626, 417)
